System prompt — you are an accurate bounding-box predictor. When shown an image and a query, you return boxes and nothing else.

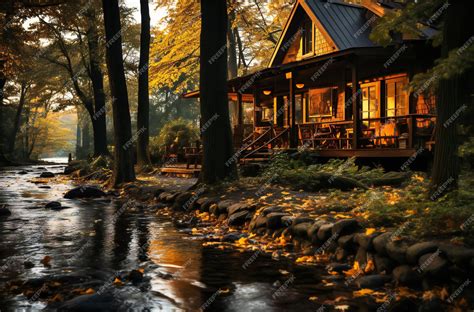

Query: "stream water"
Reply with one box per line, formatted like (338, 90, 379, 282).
(0, 163, 365, 312)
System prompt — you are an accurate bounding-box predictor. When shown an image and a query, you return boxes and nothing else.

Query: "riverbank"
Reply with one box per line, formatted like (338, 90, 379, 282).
(113, 165, 474, 311)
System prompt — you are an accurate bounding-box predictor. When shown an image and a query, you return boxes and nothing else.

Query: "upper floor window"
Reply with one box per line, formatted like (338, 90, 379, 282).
(301, 19, 313, 55)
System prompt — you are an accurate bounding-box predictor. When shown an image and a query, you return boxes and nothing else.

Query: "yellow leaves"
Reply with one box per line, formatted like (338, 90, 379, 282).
(386, 192, 400, 205)
(235, 237, 249, 246)
(343, 261, 361, 276)
(334, 214, 352, 219)
(113, 277, 124, 286)
(295, 255, 316, 264)
(281, 191, 290, 195)
(353, 289, 374, 297)
(405, 209, 417, 216)
(422, 287, 449, 301)
(218, 288, 230, 294)
(365, 228, 376, 235)
(191, 228, 200, 234)
(364, 259, 375, 273)
(309, 296, 318, 301)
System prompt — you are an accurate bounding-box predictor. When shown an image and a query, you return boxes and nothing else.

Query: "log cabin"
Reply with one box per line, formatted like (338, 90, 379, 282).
(183, 0, 439, 166)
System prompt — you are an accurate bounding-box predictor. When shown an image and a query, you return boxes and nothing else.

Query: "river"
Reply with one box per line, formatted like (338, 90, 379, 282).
(0, 163, 350, 311)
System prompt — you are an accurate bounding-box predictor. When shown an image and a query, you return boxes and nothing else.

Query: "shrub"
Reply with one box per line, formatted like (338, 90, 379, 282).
(150, 118, 199, 162)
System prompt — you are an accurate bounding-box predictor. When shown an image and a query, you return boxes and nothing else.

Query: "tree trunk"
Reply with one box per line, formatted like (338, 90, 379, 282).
(86, 6, 109, 157)
(430, 0, 469, 194)
(136, 0, 152, 169)
(199, 0, 237, 184)
(227, 9, 238, 79)
(8, 82, 27, 154)
(102, 0, 136, 186)
(0, 76, 6, 160)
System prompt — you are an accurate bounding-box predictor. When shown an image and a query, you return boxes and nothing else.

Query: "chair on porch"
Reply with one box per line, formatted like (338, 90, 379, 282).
(373, 120, 399, 148)
(313, 124, 339, 149)
(184, 140, 202, 169)
(298, 124, 315, 148)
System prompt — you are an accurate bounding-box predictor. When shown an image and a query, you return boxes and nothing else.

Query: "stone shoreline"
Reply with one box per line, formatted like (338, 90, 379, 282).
(134, 186, 474, 309)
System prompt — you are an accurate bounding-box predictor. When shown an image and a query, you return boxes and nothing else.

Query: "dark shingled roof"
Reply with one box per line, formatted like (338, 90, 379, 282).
(305, 0, 378, 50)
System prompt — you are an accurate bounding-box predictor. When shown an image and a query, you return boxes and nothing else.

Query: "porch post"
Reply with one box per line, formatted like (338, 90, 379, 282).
(408, 71, 416, 149)
(351, 61, 361, 149)
(237, 91, 243, 126)
(287, 72, 298, 148)
(253, 87, 258, 130)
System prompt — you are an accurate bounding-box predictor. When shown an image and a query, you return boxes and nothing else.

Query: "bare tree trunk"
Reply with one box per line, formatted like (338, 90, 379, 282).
(102, 0, 136, 186)
(86, 5, 109, 157)
(199, 0, 237, 184)
(136, 0, 152, 169)
(8, 81, 27, 154)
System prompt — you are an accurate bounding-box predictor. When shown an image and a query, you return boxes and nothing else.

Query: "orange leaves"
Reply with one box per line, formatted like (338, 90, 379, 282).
(353, 288, 374, 297)
(365, 228, 376, 235)
(113, 277, 124, 286)
(40, 256, 52, 266)
(364, 259, 375, 274)
(295, 255, 316, 264)
(343, 261, 361, 276)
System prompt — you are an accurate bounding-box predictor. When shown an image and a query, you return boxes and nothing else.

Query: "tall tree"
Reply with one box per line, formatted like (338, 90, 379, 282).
(199, 0, 237, 183)
(102, 0, 136, 185)
(136, 0, 152, 169)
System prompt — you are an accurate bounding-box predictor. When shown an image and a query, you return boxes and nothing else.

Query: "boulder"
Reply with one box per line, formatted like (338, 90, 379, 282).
(222, 232, 245, 242)
(281, 216, 293, 227)
(355, 247, 368, 268)
(373, 232, 394, 255)
(217, 200, 235, 213)
(45, 201, 62, 210)
(228, 210, 249, 226)
(0, 206, 12, 217)
(418, 252, 448, 276)
(317, 223, 334, 241)
(332, 219, 360, 236)
(393, 265, 421, 286)
(196, 198, 217, 212)
(338, 234, 355, 250)
(439, 244, 474, 267)
(355, 275, 391, 289)
(292, 216, 314, 226)
(266, 212, 290, 230)
(291, 222, 312, 239)
(261, 206, 283, 216)
(249, 214, 267, 231)
(227, 202, 256, 216)
(307, 220, 327, 243)
(158, 191, 172, 202)
(64, 186, 106, 199)
(40, 171, 55, 178)
(354, 232, 379, 251)
(386, 240, 409, 264)
(128, 269, 144, 284)
(209, 204, 220, 216)
(56, 293, 120, 311)
(374, 255, 396, 274)
(335, 247, 348, 262)
(406, 241, 439, 264)
(18, 170, 28, 175)
(172, 192, 194, 211)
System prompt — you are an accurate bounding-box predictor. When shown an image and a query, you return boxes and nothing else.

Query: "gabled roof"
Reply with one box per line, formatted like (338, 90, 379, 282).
(270, 0, 381, 67)
(306, 0, 378, 50)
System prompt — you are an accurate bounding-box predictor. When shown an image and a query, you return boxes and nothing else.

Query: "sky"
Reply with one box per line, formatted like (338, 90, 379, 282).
(123, 0, 167, 28)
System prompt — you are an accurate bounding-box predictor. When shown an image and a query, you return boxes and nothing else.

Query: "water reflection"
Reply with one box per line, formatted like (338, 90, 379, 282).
(0, 164, 337, 311)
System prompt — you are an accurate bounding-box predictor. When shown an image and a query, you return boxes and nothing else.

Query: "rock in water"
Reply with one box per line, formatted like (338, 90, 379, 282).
(0, 205, 12, 217)
(40, 172, 55, 178)
(64, 186, 106, 199)
(45, 201, 62, 210)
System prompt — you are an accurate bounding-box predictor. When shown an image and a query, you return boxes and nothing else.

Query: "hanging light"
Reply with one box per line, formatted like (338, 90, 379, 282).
(296, 83, 305, 89)
(263, 90, 272, 96)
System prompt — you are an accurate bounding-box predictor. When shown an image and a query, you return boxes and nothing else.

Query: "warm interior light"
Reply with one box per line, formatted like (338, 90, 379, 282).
(296, 83, 305, 89)
(263, 90, 272, 95)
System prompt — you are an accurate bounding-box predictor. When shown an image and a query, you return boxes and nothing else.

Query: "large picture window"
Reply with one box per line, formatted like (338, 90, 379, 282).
(308, 88, 333, 118)
(386, 77, 408, 117)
